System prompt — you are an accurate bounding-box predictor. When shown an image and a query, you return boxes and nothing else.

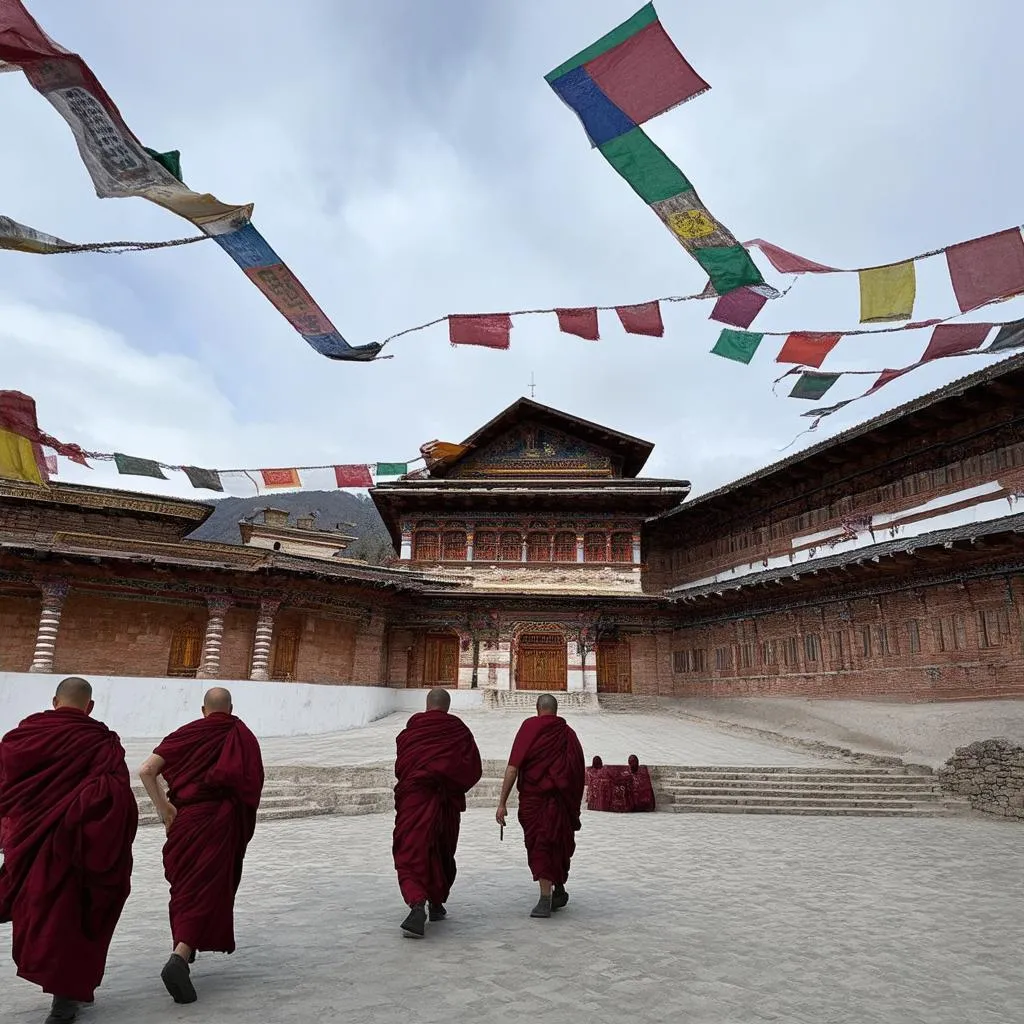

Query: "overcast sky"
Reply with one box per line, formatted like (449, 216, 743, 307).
(2, 0, 1022, 501)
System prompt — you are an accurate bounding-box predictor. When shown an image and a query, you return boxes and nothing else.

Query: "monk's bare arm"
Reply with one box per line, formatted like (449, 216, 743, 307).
(138, 753, 176, 831)
(495, 764, 518, 825)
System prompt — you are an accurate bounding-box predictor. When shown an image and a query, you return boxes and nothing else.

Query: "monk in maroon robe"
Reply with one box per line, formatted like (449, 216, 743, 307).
(0, 677, 137, 1024)
(138, 687, 264, 1005)
(393, 687, 481, 937)
(496, 693, 585, 919)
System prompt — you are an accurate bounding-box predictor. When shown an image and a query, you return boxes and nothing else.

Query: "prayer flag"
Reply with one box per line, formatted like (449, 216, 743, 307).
(448, 314, 512, 349)
(615, 301, 663, 336)
(988, 317, 1024, 352)
(375, 462, 408, 478)
(334, 464, 373, 488)
(0, 214, 73, 254)
(182, 466, 223, 492)
(859, 261, 916, 323)
(921, 323, 991, 362)
(0, 429, 46, 485)
(599, 129, 692, 204)
(710, 287, 768, 329)
(801, 399, 852, 420)
(114, 453, 166, 479)
(866, 367, 911, 394)
(945, 229, 1024, 313)
(44, 455, 57, 475)
(789, 372, 841, 401)
(776, 332, 842, 368)
(260, 468, 301, 489)
(556, 308, 600, 341)
(711, 329, 764, 364)
(745, 239, 837, 275)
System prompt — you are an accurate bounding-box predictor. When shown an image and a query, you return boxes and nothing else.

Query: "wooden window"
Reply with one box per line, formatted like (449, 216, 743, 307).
(474, 530, 498, 561)
(739, 643, 756, 670)
(167, 623, 203, 678)
(908, 619, 921, 655)
(583, 531, 606, 563)
(783, 637, 799, 667)
(762, 640, 777, 666)
(270, 627, 300, 681)
(859, 627, 873, 659)
(977, 609, 1009, 649)
(441, 531, 467, 561)
(828, 630, 846, 668)
(527, 532, 551, 562)
(553, 531, 577, 562)
(672, 650, 685, 673)
(690, 648, 707, 673)
(610, 532, 633, 563)
(499, 532, 522, 561)
(412, 531, 439, 561)
(937, 615, 967, 652)
(804, 634, 821, 663)
(714, 646, 733, 671)
(875, 625, 898, 656)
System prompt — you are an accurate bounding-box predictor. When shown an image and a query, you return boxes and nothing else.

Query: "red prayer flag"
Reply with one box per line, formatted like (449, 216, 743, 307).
(921, 323, 992, 362)
(710, 287, 768, 328)
(945, 229, 1024, 313)
(745, 239, 837, 275)
(448, 314, 512, 349)
(775, 332, 842, 367)
(260, 468, 301, 488)
(615, 301, 664, 337)
(555, 308, 600, 341)
(334, 464, 373, 488)
(866, 367, 912, 394)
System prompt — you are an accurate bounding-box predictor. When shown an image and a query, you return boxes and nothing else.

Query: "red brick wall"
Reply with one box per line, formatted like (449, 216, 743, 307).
(665, 577, 1024, 700)
(0, 594, 40, 672)
(218, 607, 257, 680)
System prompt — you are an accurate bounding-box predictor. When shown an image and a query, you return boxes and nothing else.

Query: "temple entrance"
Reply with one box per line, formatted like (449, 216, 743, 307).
(596, 638, 632, 693)
(516, 632, 567, 691)
(423, 633, 459, 687)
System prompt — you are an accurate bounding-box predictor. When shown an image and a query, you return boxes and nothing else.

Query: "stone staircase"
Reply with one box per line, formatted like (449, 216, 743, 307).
(650, 765, 968, 817)
(597, 693, 666, 713)
(484, 689, 599, 711)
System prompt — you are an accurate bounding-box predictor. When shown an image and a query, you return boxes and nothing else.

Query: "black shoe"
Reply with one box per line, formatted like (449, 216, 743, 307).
(401, 903, 427, 937)
(45, 997, 79, 1024)
(530, 895, 552, 919)
(188, 949, 197, 965)
(161, 953, 198, 1004)
(552, 884, 569, 911)
(428, 902, 447, 922)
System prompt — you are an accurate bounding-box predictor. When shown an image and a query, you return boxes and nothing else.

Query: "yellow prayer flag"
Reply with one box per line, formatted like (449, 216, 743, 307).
(859, 261, 916, 323)
(0, 427, 46, 486)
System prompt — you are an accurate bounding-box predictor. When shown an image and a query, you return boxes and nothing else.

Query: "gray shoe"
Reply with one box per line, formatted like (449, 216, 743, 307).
(552, 885, 569, 911)
(161, 953, 198, 1004)
(530, 895, 552, 918)
(401, 903, 427, 937)
(45, 997, 79, 1024)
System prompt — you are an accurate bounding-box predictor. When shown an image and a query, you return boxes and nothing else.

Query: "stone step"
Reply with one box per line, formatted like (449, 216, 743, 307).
(665, 793, 938, 809)
(660, 784, 941, 799)
(650, 765, 919, 776)
(484, 690, 600, 712)
(652, 772, 930, 785)
(664, 803, 956, 817)
(658, 780, 939, 795)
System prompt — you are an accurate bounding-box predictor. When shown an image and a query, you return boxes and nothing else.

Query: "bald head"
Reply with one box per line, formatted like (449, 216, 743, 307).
(536, 693, 558, 716)
(426, 687, 451, 712)
(53, 676, 93, 712)
(202, 687, 233, 716)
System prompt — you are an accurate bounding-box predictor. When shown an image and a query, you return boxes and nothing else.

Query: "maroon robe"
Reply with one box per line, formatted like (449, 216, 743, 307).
(154, 713, 264, 953)
(392, 710, 482, 906)
(509, 715, 585, 885)
(0, 708, 137, 1002)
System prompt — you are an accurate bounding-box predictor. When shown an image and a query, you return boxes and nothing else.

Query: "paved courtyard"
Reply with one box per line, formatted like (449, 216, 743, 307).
(4, 809, 1021, 1024)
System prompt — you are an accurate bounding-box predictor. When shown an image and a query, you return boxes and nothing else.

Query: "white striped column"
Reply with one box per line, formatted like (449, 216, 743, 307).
(197, 597, 232, 679)
(29, 580, 69, 673)
(249, 598, 281, 681)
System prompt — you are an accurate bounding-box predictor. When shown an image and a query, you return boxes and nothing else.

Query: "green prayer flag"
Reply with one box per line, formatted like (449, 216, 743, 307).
(143, 147, 183, 182)
(693, 244, 764, 295)
(375, 462, 408, 477)
(789, 372, 841, 401)
(711, 329, 764, 364)
(114, 453, 167, 479)
(182, 466, 223, 491)
(545, 3, 658, 82)
(989, 318, 1024, 352)
(599, 129, 693, 204)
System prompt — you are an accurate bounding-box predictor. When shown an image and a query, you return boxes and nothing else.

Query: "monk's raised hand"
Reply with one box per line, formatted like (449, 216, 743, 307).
(496, 803, 507, 827)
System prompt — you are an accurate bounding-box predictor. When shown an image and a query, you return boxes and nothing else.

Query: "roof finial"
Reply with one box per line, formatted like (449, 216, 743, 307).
(529, 371, 536, 399)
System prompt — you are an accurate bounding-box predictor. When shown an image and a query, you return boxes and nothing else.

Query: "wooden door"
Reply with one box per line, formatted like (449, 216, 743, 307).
(423, 633, 459, 687)
(597, 638, 632, 694)
(516, 633, 567, 691)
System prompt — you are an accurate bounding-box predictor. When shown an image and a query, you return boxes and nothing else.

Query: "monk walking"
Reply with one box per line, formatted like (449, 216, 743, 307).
(392, 687, 482, 937)
(496, 693, 585, 919)
(0, 677, 138, 1024)
(138, 687, 264, 1004)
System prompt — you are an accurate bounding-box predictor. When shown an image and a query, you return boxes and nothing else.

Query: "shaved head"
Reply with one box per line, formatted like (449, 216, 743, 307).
(536, 693, 558, 716)
(203, 687, 233, 714)
(426, 687, 451, 712)
(54, 676, 92, 709)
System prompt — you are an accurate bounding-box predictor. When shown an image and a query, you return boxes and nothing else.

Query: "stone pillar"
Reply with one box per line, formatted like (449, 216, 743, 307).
(632, 531, 642, 565)
(249, 598, 281, 681)
(466, 529, 475, 562)
(29, 580, 69, 673)
(197, 597, 232, 679)
(605, 534, 612, 563)
(520, 536, 528, 563)
(399, 521, 413, 561)
(576, 533, 585, 563)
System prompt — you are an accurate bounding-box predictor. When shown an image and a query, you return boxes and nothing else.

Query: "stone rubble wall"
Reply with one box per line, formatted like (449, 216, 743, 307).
(938, 738, 1024, 819)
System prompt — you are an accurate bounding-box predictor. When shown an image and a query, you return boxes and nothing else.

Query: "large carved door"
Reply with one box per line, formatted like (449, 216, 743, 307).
(516, 633, 567, 691)
(423, 633, 459, 687)
(596, 638, 632, 694)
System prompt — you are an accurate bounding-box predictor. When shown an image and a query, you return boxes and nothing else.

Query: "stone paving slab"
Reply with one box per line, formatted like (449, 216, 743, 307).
(120, 709, 834, 771)
(4, 810, 1021, 1023)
